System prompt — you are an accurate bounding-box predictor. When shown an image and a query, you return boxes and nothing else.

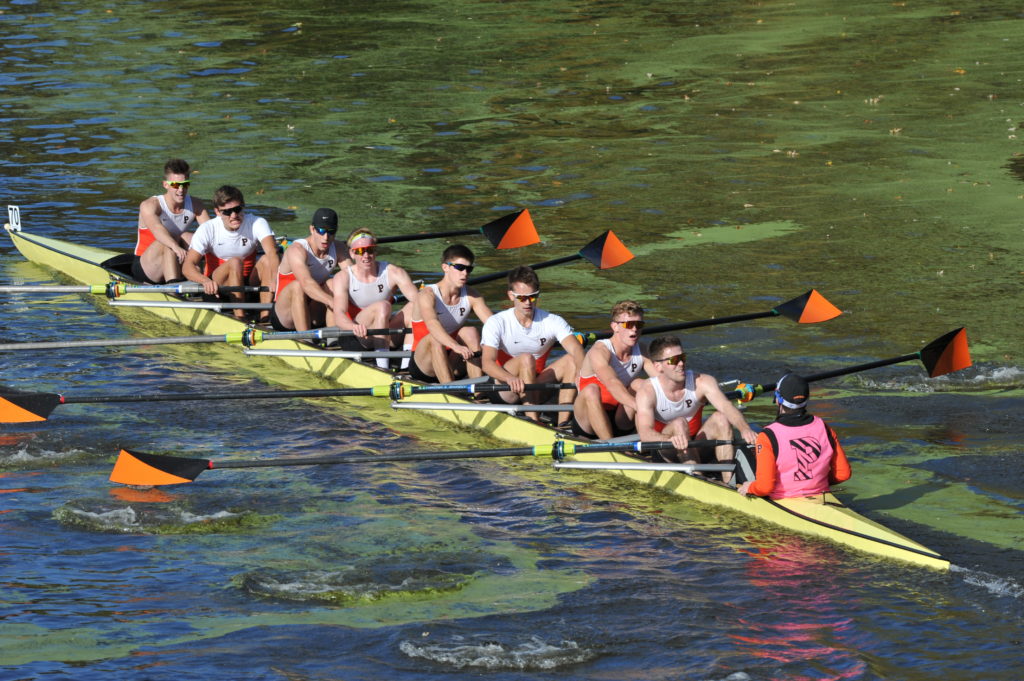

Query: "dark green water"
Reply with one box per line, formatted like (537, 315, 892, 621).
(1, 1, 1022, 678)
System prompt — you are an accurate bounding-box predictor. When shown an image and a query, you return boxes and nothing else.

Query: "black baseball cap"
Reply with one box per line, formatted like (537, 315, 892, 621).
(775, 373, 810, 409)
(311, 208, 338, 230)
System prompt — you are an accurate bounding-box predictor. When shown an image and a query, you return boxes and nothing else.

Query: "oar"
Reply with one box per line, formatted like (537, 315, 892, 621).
(375, 210, 539, 249)
(724, 327, 972, 401)
(465, 230, 634, 286)
(0, 325, 409, 353)
(109, 438, 743, 486)
(0, 381, 574, 423)
(576, 289, 842, 344)
(0, 282, 266, 297)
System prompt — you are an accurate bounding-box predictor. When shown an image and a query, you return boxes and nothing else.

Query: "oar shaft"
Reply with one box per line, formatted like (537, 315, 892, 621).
(0, 334, 224, 351)
(804, 352, 919, 383)
(467, 253, 581, 286)
(63, 386, 381, 405)
(212, 447, 540, 469)
(583, 310, 778, 342)
(376, 228, 477, 244)
(0, 285, 94, 293)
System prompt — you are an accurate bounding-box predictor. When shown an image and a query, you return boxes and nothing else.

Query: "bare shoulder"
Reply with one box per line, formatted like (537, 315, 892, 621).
(138, 194, 160, 214)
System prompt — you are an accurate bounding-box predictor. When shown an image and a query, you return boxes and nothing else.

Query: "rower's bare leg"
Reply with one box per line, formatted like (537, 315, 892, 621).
(544, 354, 578, 426)
(572, 382, 612, 439)
(213, 259, 245, 320)
(356, 302, 391, 350)
(697, 412, 734, 484)
(252, 258, 276, 322)
(416, 335, 451, 383)
(497, 354, 535, 409)
(456, 326, 483, 379)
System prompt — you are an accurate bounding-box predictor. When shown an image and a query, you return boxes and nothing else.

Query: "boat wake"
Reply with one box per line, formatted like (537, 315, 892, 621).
(951, 564, 1024, 600)
(239, 550, 512, 605)
(398, 635, 595, 671)
(52, 499, 277, 534)
(856, 364, 1024, 393)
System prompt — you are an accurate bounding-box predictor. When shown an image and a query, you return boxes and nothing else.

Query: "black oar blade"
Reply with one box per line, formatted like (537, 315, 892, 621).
(773, 289, 842, 323)
(480, 209, 540, 249)
(919, 327, 971, 377)
(578, 230, 633, 269)
(109, 449, 210, 486)
(0, 390, 62, 423)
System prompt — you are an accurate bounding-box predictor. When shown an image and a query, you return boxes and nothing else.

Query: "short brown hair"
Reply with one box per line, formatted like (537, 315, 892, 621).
(611, 300, 643, 320)
(508, 265, 539, 290)
(442, 244, 474, 263)
(164, 159, 191, 177)
(648, 335, 683, 359)
(213, 185, 244, 208)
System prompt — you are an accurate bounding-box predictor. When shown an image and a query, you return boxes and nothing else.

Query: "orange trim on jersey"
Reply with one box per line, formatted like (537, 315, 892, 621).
(653, 407, 703, 438)
(411, 319, 429, 351)
(496, 348, 550, 374)
(274, 271, 297, 302)
(134, 227, 155, 257)
(577, 374, 620, 410)
(204, 252, 256, 279)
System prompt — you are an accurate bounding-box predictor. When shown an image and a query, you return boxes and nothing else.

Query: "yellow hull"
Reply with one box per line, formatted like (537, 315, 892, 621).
(4, 226, 949, 570)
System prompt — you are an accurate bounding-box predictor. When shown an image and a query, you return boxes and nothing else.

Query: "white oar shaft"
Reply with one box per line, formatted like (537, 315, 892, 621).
(554, 461, 735, 472)
(243, 349, 411, 359)
(390, 401, 573, 413)
(110, 300, 272, 310)
(0, 285, 92, 293)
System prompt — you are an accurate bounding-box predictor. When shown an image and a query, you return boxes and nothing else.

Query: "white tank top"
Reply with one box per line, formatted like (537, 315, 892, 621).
(291, 239, 337, 285)
(596, 338, 643, 384)
(651, 369, 701, 424)
(347, 261, 391, 309)
(427, 283, 470, 334)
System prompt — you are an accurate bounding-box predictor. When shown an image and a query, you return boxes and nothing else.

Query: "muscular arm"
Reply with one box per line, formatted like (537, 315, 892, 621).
(589, 343, 636, 411)
(389, 264, 422, 307)
(699, 373, 757, 445)
(138, 197, 187, 256)
(467, 287, 492, 324)
(182, 249, 216, 294)
(558, 333, 586, 383)
(330, 269, 358, 331)
(288, 244, 334, 308)
(419, 287, 464, 351)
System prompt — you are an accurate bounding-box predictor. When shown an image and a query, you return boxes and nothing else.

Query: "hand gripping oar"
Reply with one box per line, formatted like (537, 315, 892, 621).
(375, 210, 539, 249)
(576, 289, 841, 344)
(0, 381, 574, 424)
(109, 439, 744, 487)
(465, 230, 634, 286)
(724, 327, 972, 402)
(0, 325, 409, 353)
(0, 282, 267, 298)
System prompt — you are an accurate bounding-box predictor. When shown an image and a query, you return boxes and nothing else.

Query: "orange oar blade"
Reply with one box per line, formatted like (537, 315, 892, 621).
(109, 449, 209, 486)
(919, 327, 972, 377)
(0, 391, 61, 423)
(578, 230, 634, 269)
(773, 289, 843, 324)
(481, 209, 540, 249)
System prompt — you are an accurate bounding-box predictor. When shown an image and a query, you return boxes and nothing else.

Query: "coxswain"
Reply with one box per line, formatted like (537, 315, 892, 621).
(182, 185, 279, 321)
(330, 228, 420, 369)
(409, 244, 493, 384)
(737, 373, 851, 498)
(480, 265, 583, 424)
(269, 208, 340, 332)
(570, 300, 655, 440)
(635, 335, 757, 481)
(132, 159, 209, 284)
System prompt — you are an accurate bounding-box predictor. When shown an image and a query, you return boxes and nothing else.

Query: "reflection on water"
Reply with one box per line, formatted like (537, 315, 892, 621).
(2, 0, 1023, 678)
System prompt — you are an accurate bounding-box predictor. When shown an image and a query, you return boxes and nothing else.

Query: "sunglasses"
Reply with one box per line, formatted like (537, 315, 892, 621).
(219, 205, 245, 216)
(445, 262, 474, 273)
(614, 319, 645, 330)
(657, 352, 686, 366)
(166, 180, 191, 189)
(351, 245, 376, 256)
(512, 291, 540, 303)
(314, 226, 338, 236)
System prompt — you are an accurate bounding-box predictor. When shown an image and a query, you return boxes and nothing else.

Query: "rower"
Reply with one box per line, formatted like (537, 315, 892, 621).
(480, 265, 583, 424)
(330, 228, 420, 369)
(737, 373, 851, 498)
(409, 244, 493, 384)
(182, 185, 279, 322)
(132, 159, 209, 284)
(269, 208, 340, 332)
(570, 300, 655, 440)
(634, 335, 757, 481)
